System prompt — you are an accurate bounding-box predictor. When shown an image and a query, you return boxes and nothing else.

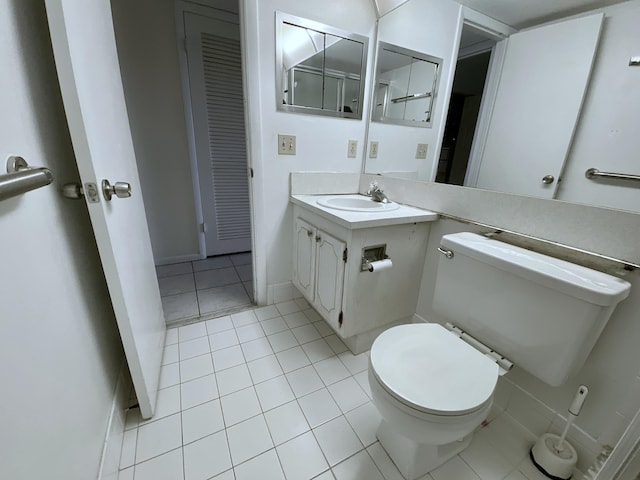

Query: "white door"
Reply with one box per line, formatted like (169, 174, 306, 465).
(45, 0, 165, 419)
(474, 13, 603, 198)
(184, 12, 252, 256)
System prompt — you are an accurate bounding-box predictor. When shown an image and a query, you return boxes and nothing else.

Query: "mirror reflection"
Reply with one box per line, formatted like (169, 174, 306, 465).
(276, 13, 368, 119)
(363, 1, 640, 213)
(372, 42, 442, 127)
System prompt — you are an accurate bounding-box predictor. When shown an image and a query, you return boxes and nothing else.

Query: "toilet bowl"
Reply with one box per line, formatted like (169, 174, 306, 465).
(368, 323, 499, 479)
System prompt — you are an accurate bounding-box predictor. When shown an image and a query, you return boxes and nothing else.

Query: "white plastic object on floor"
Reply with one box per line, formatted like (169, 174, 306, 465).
(530, 385, 589, 479)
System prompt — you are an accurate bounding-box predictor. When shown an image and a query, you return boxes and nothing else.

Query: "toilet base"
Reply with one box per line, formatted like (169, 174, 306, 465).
(377, 419, 472, 480)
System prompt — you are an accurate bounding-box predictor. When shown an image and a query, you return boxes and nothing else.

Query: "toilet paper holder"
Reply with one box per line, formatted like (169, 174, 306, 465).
(361, 244, 389, 271)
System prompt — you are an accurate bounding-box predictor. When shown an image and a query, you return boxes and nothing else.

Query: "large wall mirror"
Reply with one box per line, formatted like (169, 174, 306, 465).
(372, 42, 442, 127)
(275, 12, 369, 119)
(363, 0, 640, 214)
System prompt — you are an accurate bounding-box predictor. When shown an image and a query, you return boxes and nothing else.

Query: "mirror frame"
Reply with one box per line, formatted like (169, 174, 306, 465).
(371, 41, 443, 128)
(275, 12, 369, 120)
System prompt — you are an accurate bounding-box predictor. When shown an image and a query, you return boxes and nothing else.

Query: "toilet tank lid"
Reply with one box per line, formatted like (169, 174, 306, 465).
(441, 232, 631, 306)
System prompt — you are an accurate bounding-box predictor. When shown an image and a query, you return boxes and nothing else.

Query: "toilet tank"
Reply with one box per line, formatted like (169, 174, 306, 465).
(432, 232, 631, 386)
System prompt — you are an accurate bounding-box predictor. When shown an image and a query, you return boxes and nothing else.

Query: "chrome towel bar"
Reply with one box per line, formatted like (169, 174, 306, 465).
(390, 92, 432, 103)
(585, 168, 640, 183)
(437, 212, 639, 274)
(0, 156, 54, 201)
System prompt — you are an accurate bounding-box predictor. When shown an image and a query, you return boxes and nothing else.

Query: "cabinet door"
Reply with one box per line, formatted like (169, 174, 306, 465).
(292, 218, 316, 301)
(314, 229, 346, 328)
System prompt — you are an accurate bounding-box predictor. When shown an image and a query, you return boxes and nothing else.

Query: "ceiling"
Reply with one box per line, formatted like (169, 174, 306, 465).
(376, 0, 629, 27)
(453, 0, 628, 28)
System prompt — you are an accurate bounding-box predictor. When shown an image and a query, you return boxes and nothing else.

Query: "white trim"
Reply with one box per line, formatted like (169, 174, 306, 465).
(458, 39, 495, 59)
(97, 360, 131, 480)
(448, 6, 517, 187)
(267, 281, 304, 305)
(154, 253, 204, 266)
(463, 37, 508, 187)
(412, 312, 428, 324)
(426, 6, 465, 182)
(461, 7, 516, 39)
(596, 407, 640, 480)
(175, 1, 208, 259)
(239, 0, 264, 305)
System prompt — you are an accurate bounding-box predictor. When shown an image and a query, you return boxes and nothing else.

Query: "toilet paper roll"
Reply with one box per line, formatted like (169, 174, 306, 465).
(367, 259, 393, 272)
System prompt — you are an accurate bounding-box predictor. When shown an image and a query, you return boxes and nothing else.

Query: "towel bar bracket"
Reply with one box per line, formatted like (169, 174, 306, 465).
(7, 155, 29, 173)
(0, 156, 54, 202)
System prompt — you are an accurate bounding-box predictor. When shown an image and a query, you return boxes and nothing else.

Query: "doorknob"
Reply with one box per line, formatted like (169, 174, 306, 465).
(102, 179, 132, 201)
(541, 175, 555, 184)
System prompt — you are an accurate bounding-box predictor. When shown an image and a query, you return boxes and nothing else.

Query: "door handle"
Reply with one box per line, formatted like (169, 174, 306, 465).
(541, 175, 555, 184)
(102, 179, 132, 201)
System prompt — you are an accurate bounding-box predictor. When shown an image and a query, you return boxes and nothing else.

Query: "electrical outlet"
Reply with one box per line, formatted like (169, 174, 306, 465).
(347, 139, 358, 158)
(369, 141, 379, 158)
(278, 134, 296, 155)
(416, 143, 428, 159)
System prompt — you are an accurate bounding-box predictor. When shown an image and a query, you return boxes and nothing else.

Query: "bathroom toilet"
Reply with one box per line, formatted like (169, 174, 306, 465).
(368, 232, 631, 480)
(369, 323, 499, 479)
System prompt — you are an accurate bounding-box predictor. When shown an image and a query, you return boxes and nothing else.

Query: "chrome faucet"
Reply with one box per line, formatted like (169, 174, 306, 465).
(367, 181, 389, 203)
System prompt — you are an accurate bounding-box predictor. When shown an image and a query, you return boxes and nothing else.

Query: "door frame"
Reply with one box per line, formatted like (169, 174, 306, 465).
(175, 1, 210, 261)
(442, 8, 515, 187)
(175, 1, 243, 260)
(175, 0, 262, 303)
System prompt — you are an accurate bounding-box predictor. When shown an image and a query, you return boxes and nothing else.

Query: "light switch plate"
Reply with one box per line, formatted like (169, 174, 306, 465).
(278, 134, 296, 155)
(347, 139, 358, 158)
(369, 141, 379, 158)
(416, 143, 428, 159)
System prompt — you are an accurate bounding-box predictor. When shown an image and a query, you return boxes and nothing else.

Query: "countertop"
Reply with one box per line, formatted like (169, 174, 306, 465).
(291, 194, 438, 229)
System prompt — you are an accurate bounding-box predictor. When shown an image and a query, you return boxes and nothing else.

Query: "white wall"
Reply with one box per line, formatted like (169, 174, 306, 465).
(242, 0, 377, 301)
(362, 174, 640, 448)
(557, 0, 640, 212)
(0, 1, 124, 478)
(365, 0, 462, 180)
(111, 0, 201, 263)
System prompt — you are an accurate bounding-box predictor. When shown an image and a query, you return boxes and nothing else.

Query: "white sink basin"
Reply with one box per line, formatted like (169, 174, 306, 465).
(316, 195, 400, 212)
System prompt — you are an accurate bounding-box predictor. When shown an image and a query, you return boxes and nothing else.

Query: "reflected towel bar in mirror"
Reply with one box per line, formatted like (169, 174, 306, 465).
(0, 156, 54, 201)
(391, 92, 432, 103)
(585, 168, 640, 184)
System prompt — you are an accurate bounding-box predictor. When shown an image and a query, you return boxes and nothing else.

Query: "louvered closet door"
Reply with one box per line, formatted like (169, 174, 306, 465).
(185, 12, 251, 255)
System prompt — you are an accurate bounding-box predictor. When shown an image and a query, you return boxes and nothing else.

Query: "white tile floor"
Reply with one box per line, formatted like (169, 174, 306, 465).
(157, 253, 253, 325)
(119, 301, 562, 480)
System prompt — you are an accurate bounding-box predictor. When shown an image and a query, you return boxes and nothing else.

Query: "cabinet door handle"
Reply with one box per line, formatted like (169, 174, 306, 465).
(316, 235, 321, 243)
(306, 229, 313, 237)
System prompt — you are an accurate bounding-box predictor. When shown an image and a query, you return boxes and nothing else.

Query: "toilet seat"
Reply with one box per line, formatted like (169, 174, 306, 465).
(370, 323, 499, 416)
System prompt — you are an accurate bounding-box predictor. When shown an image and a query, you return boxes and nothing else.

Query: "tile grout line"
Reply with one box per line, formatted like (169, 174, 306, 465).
(123, 303, 532, 480)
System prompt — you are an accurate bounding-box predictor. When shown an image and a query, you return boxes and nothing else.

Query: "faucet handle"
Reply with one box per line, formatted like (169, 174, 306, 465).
(367, 181, 380, 195)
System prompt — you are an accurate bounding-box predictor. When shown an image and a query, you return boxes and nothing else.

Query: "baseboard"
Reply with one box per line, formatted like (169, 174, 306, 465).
(154, 253, 204, 266)
(97, 361, 132, 480)
(343, 316, 411, 354)
(412, 312, 428, 323)
(267, 281, 303, 304)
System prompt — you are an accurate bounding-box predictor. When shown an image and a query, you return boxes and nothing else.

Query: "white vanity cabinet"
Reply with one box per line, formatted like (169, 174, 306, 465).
(293, 217, 346, 330)
(291, 196, 438, 353)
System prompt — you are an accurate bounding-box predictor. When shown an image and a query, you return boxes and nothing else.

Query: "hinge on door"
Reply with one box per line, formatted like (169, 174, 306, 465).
(338, 311, 343, 327)
(343, 247, 348, 263)
(250, 168, 254, 178)
(200, 223, 207, 233)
